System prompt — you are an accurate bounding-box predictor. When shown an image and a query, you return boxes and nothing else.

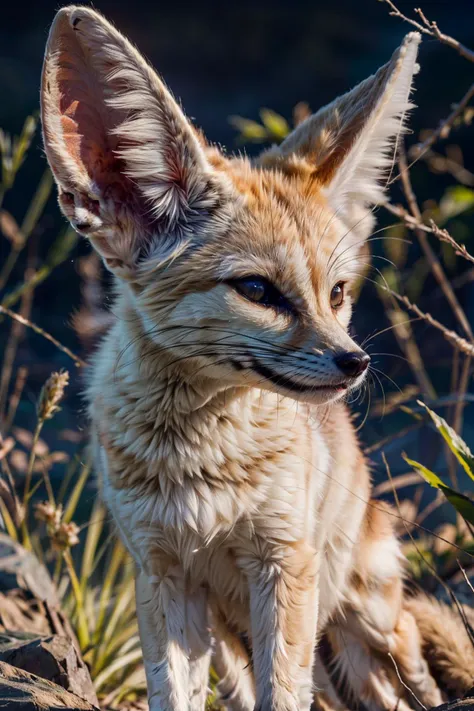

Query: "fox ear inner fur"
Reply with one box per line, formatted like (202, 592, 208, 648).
(41, 5, 228, 276)
(261, 32, 420, 240)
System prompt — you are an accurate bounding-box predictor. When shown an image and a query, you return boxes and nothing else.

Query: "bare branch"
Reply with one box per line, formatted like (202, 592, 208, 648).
(429, 221, 474, 266)
(379, 1, 474, 63)
(398, 148, 474, 340)
(384, 203, 474, 266)
(383, 288, 474, 357)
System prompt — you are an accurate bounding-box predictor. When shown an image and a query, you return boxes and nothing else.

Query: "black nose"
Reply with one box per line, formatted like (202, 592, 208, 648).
(334, 351, 370, 378)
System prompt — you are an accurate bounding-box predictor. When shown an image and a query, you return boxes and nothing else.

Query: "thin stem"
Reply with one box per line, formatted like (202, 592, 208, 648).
(21, 418, 44, 549)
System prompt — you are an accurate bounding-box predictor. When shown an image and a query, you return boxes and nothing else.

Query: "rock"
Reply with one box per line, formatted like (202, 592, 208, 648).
(0, 590, 51, 635)
(0, 660, 99, 709)
(0, 533, 58, 603)
(0, 632, 98, 706)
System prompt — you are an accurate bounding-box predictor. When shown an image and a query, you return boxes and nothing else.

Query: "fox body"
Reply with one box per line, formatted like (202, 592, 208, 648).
(41, 8, 469, 711)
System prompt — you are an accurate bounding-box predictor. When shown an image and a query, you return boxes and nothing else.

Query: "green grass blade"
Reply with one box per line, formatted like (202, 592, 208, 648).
(92, 540, 128, 646)
(80, 501, 105, 595)
(62, 459, 91, 524)
(93, 648, 144, 692)
(404, 454, 474, 526)
(418, 401, 474, 480)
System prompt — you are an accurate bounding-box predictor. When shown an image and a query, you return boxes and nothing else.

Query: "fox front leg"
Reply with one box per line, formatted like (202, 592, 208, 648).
(241, 541, 319, 711)
(135, 569, 190, 711)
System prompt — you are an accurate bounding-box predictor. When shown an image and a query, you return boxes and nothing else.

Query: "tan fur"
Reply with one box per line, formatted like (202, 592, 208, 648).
(40, 7, 464, 711)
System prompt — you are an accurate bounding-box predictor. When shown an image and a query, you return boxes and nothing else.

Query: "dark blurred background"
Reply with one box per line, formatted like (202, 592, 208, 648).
(1, 0, 474, 490)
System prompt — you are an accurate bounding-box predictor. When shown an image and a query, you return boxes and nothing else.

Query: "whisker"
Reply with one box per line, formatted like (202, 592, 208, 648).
(325, 204, 382, 278)
(315, 205, 344, 263)
(114, 323, 311, 376)
(361, 317, 421, 348)
(328, 222, 406, 277)
(369, 366, 403, 394)
(366, 351, 410, 364)
(331, 253, 397, 278)
(355, 378, 372, 432)
(370, 369, 387, 420)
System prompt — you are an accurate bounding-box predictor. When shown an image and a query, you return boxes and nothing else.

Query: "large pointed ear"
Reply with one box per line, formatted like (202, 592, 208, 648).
(41, 6, 228, 277)
(261, 33, 420, 238)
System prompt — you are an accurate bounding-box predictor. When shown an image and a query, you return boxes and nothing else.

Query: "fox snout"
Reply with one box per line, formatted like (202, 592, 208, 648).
(334, 351, 370, 378)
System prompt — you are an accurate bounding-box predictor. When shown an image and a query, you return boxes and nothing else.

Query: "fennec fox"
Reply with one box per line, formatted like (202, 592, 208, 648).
(41, 7, 470, 711)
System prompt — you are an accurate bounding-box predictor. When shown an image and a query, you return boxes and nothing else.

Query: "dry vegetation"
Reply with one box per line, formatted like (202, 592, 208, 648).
(0, 2, 474, 708)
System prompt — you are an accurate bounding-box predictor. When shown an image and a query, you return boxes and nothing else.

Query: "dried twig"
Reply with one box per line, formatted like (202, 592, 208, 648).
(398, 148, 474, 340)
(0, 306, 85, 368)
(385, 203, 474, 267)
(457, 560, 474, 595)
(387, 652, 427, 711)
(364, 422, 423, 455)
(430, 222, 474, 266)
(380, 292, 436, 398)
(385, 288, 474, 356)
(379, 1, 474, 63)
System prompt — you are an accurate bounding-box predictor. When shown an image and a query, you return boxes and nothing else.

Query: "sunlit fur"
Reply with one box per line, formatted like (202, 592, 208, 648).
(41, 8, 472, 711)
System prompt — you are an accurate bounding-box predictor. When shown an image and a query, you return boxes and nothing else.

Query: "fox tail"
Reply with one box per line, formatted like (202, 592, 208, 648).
(406, 593, 474, 697)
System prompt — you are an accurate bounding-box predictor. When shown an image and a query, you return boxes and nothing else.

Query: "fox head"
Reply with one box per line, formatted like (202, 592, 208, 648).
(41, 6, 420, 405)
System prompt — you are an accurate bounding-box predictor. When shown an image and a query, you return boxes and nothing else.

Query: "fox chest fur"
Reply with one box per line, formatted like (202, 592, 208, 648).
(90, 318, 370, 633)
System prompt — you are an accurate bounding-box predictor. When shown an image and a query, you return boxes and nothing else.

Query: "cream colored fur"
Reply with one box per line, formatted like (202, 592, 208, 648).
(41, 7, 468, 711)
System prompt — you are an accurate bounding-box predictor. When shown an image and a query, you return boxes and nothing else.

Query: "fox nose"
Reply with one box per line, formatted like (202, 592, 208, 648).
(334, 351, 370, 378)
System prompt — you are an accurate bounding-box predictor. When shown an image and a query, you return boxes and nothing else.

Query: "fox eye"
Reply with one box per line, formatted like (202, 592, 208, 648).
(330, 282, 345, 310)
(230, 276, 290, 310)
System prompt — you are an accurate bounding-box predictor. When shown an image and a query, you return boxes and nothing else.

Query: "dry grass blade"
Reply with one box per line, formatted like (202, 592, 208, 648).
(0, 210, 23, 248)
(0, 168, 53, 290)
(80, 501, 105, 596)
(0, 305, 85, 367)
(0, 255, 35, 422)
(93, 648, 144, 693)
(0, 436, 14, 461)
(421, 147, 474, 187)
(1, 227, 78, 310)
(4, 365, 28, 432)
(364, 421, 423, 455)
(373, 472, 422, 497)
